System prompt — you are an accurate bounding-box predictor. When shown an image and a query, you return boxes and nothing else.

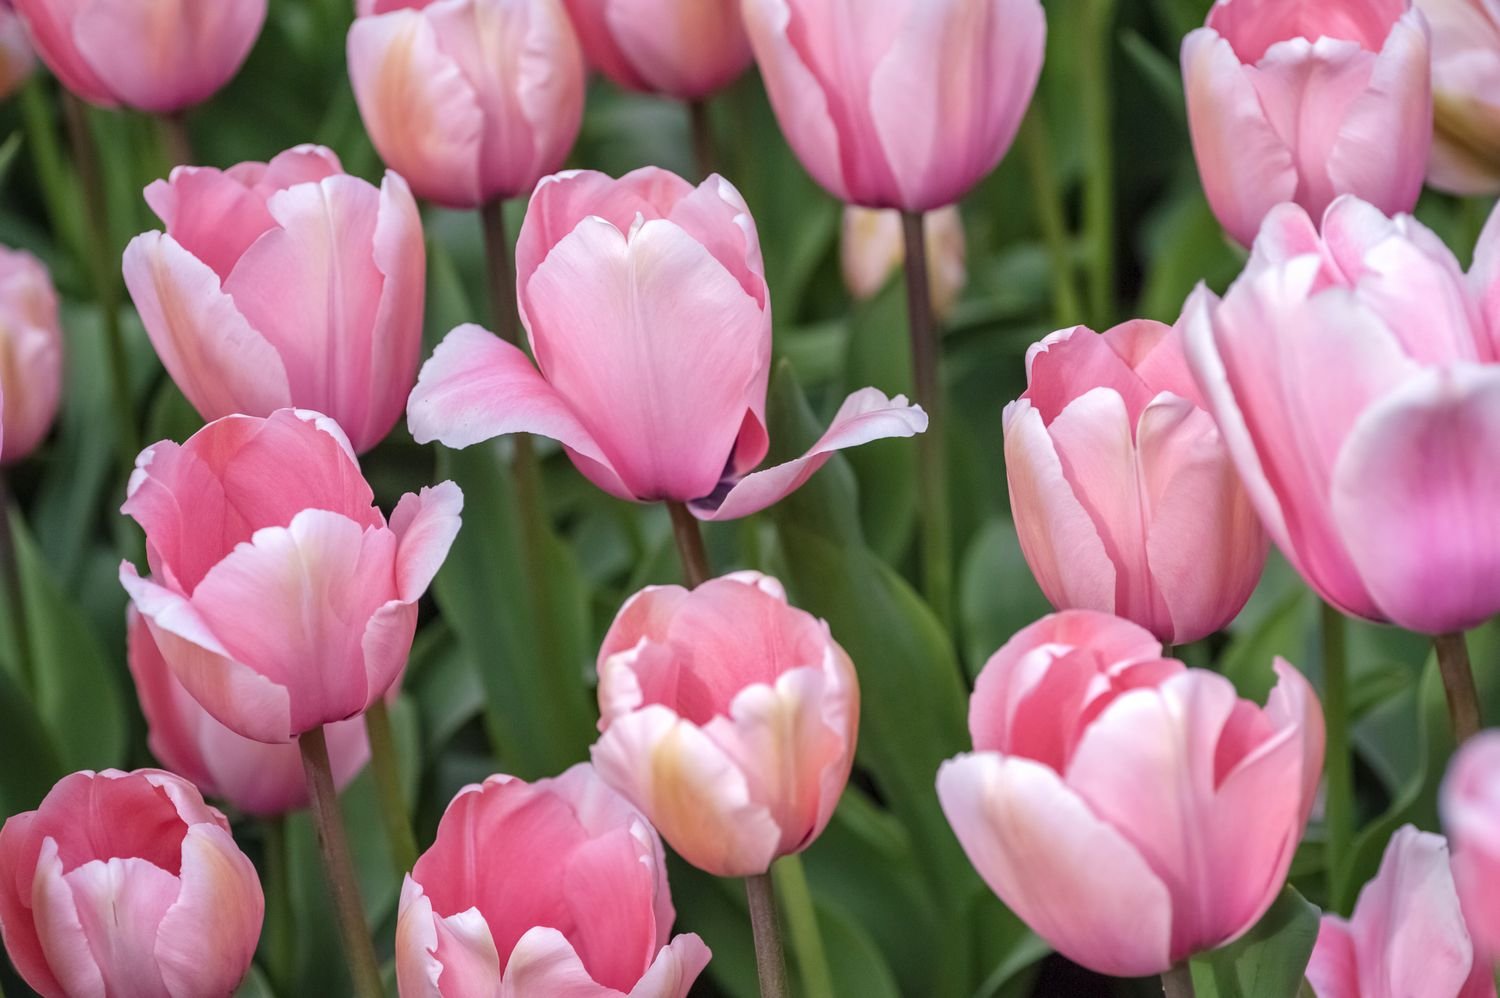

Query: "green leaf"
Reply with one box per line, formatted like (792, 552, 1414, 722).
(958, 519, 1054, 680)
(1189, 887, 1320, 998)
(234, 966, 277, 998)
(0, 661, 62, 815)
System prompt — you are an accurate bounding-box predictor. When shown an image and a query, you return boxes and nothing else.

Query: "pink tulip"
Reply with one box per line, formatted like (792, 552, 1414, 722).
(10, 0, 265, 113)
(1185, 196, 1500, 635)
(0, 769, 264, 998)
(408, 167, 926, 519)
(1004, 320, 1267, 645)
(118, 408, 463, 744)
(0, 5, 35, 100)
(0, 246, 62, 463)
(590, 573, 859, 878)
(122, 146, 424, 455)
(1307, 826, 1495, 998)
(1182, 0, 1432, 248)
(1443, 732, 1500, 964)
(1419, 0, 1500, 194)
(740, 0, 1046, 212)
(348, 0, 585, 209)
(559, 0, 752, 100)
(936, 610, 1324, 977)
(397, 763, 711, 997)
(127, 609, 373, 818)
(841, 204, 967, 320)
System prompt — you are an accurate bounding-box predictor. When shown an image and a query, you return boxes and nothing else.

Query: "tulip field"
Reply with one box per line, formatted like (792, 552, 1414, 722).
(3, 0, 1500, 995)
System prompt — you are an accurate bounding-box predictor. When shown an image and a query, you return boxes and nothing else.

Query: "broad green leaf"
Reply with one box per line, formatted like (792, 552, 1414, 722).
(959, 519, 1053, 679)
(1189, 887, 1320, 998)
(817, 901, 903, 998)
(234, 966, 277, 998)
(0, 660, 62, 815)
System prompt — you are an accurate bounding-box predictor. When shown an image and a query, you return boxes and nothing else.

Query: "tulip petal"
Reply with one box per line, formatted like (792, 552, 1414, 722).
(1331, 364, 1500, 633)
(397, 879, 504, 998)
(628, 934, 712, 998)
(0, 813, 65, 998)
(154, 824, 263, 998)
(142, 169, 277, 284)
(690, 388, 927, 521)
(1024, 324, 1160, 425)
(1305, 918, 1361, 998)
(30, 840, 109, 998)
(936, 753, 1173, 977)
(389, 481, 465, 602)
(502, 927, 616, 998)
(356, 171, 426, 453)
(11, 0, 115, 105)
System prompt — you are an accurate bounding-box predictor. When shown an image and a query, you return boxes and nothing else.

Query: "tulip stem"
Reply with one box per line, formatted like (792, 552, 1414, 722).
(1078, 0, 1117, 327)
(158, 112, 193, 170)
(1161, 964, 1195, 998)
(263, 817, 295, 993)
(773, 855, 835, 998)
(745, 873, 790, 998)
(0, 477, 33, 693)
(364, 699, 419, 878)
(1321, 601, 1354, 908)
(1436, 631, 1482, 744)
(901, 211, 953, 631)
(666, 501, 711, 588)
(1018, 111, 1084, 327)
(299, 726, 386, 998)
(689, 100, 717, 179)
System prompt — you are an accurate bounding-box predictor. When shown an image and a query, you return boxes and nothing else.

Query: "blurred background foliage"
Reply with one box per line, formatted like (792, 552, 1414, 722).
(0, 0, 1495, 995)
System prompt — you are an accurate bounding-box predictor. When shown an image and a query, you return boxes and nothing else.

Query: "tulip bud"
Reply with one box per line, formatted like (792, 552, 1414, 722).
(348, 0, 586, 208)
(1443, 732, 1500, 965)
(397, 764, 711, 996)
(10, 0, 265, 113)
(842, 204, 967, 320)
(1307, 826, 1495, 998)
(590, 573, 859, 878)
(937, 610, 1324, 977)
(1419, 0, 1500, 195)
(1182, 0, 1432, 247)
(127, 610, 372, 818)
(741, 0, 1046, 212)
(119, 409, 463, 744)
(408, 167, 927, 521)
(0, 246, 62, 463)
(0, 5, 35, 100)
(0, 769, 264, 998)
(122, 145, 425, 454)
(1003, 320, 1266, 645)
(559, 0, 752, 100)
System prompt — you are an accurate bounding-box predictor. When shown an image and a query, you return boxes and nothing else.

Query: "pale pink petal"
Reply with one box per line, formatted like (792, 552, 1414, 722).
(1443, 733, 1500, 963)
(1469, 198, 1500, 362)
(142, 169, 277, 283)
(388, 481, 464, 601)
(65, 855, 180, 998)
(502, 927, 617, 998)
(397, 879, 504, 998)
(1264, 659, 1327, 829)
(602, 0, 752, 99)
(10, 0, 114, 105)
(628, 934, 711, 998)
(153, 824, 263, 997)
(1024, 324, 1158, 425)
(562, 0, 651, 91)
(356, 171, 426, 453)
(30, 840, 109, 998)
(1306, 918, 1360, 998)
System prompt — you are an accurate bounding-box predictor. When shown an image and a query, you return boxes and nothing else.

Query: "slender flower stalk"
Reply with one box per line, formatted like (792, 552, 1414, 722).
(667, 501, 711, 588)
(773, 854, 835, 998)
(1079, 0, 1117, 327)
(263, 817, 296, 995)
(1322, 602, 1354, 906)
(158, 112, 193, 170)
(1161, 964, 1195, 998)
(299, 726, 386, 998)
(1435, 631, 1482, 744)
(1018, 112, 1084, 326)
(689, 100, 716, 178)
(901, 211, 953, 629)
(746, 872, 790, 998)
(364, 699, 419, 877)
(0, 477, 32, 692)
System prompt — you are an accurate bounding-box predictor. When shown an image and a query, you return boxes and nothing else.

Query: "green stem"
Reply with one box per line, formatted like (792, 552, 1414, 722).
(1435, 631, 1482, 744)
(1078, 0, 1117, 328)
(772, 855, 834, 998)
(263, 817, 295, 994)
(0, 477, 33, 693)
(689, 100, 716, 179)
(299, 726, 385, 998)
(1322, 602, 1353, 907)
(666, 501, 711, 588)
(1018, 111, 1084, 327)
(901, 211, 953, 631)
(19, 80, 85, 261)
(745, 873, 789, 998)
(364, 699, 419, 877)
(1162, 963, 1195, 998)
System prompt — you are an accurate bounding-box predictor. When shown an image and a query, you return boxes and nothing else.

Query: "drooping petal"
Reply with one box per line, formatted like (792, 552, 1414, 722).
(389, 481, 465, 602)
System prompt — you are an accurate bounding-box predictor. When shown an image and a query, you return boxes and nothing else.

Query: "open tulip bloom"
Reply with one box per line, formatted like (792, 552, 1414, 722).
(408, 167, 928, 519)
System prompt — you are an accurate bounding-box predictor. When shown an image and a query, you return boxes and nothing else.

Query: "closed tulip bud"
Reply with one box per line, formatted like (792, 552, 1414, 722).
(127, 610, 373, 818)
(409, 168, 927, 520)
(11, 0, 265, 113)
(0, 5, 35, 100)
(1004, 320, 1266, 645)
(590, 573, 859, 878)
(1419, 0, 1500, 195)
(1186, 197, 1500, 635)
(1182, 0, 1432, 248)
(122, 146, 425, 454)
(560, 0, 752, 99)
(348, 0, 585, 209)
(1307, 826, 1495, 998)
(842, 204, 967, 320)
(937, 610, 1324, 977)
(0, 769, 264, 998)
(1443, 732, 1500, 964)
(741, 0, 1046, 213)
(0, 246, 62, 463)
(397, 764, 711, 996)
(119, 409, 464, 744)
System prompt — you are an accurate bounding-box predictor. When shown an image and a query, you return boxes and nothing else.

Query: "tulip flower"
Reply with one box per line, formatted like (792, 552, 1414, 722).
(118, 408, 463, 745)
(1307, 826, 1495, 998)
(0, 769, 264, 998)
(127, 610, 373, 818)
(1419, 0, 1500, 195)
(937, 610, 1324, 977)
(0, 246, 62, 463)
(122, 145, 425, 455)
(1182, 0, 1431, 248)
(1185, 196, 1500, 635)
(842, 204, 967, 320)
(397, 763, 711, 996)
(740, 0, 1046, 212)
(347, 0, 586, 209)
(590, 572, 859, 878)
(1004, 320, 1266, 645)
(10, 0, 265, 113)
(558, 0, 752, 100)
(0, 5, 35, 100)
(409, 167, 926, 520)
(1443, 732, 1500, 963)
